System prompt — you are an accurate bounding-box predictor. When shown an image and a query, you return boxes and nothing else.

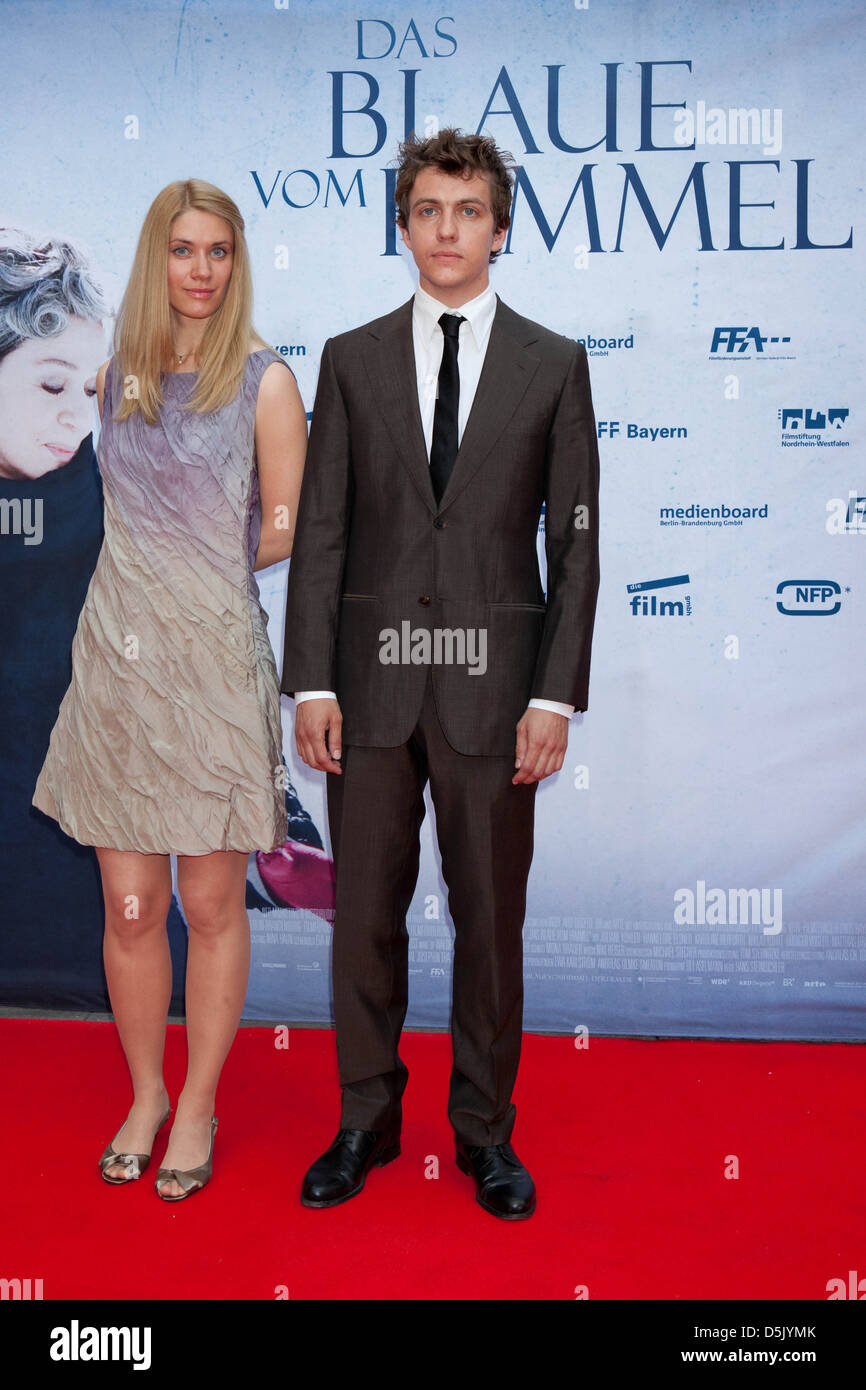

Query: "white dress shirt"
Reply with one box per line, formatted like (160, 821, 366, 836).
(296, 282, 574, 720)
(412, 280, 496, 454)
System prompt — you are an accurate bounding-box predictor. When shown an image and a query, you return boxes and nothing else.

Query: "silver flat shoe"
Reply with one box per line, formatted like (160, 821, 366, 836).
(154, 1116, 218, 1202)
(99, 1106, 171, 1185)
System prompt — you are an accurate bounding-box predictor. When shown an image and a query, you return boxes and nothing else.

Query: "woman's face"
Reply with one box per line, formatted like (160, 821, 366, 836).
(0, 316, 103, 479)
(167, 208, 234, 328)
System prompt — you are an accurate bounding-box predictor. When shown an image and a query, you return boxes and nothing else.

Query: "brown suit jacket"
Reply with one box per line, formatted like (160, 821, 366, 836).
(280, 294, 600, 755)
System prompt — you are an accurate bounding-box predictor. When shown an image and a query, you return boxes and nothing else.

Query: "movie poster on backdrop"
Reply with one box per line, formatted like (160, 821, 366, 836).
(1, 0, 862, 1037)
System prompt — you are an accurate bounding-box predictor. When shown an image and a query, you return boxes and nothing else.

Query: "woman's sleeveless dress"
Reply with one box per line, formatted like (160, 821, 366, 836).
(32, 349, 290, 855)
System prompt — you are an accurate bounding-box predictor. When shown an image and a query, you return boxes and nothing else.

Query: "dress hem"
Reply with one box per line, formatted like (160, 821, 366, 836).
(32, 790, 288, 858)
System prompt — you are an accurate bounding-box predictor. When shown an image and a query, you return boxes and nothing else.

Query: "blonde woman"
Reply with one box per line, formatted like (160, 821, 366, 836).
(33, 180, 307, 1200)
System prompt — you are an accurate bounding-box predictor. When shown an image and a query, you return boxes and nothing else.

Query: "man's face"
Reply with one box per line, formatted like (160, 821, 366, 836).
(400, 166, 506, 306)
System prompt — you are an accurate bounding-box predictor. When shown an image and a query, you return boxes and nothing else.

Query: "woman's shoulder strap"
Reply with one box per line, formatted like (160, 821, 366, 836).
(248, 345, 296, 385)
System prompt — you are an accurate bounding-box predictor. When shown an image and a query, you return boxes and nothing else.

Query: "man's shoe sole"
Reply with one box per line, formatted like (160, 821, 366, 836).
(456, 1150, 536, 1221)
(300, 1142, 401, 1209)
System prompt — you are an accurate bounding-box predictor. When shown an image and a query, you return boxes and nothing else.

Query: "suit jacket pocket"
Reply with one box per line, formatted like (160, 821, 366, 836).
(482, 601, 547, 704)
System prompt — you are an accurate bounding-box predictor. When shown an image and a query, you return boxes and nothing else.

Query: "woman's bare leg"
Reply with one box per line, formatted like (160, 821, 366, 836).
(96, 847, 173, 1179)
(157, 849, 250, 1196)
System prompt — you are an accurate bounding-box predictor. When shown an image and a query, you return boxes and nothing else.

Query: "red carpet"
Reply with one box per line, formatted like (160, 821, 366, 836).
(0, 1019, 862, 1300)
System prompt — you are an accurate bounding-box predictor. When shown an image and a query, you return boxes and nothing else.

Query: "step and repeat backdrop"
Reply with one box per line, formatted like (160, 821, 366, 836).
(1, 0, 863, 1037)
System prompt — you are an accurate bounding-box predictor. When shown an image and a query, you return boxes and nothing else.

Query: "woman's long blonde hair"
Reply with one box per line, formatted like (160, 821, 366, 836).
(113, 179, 258, 423)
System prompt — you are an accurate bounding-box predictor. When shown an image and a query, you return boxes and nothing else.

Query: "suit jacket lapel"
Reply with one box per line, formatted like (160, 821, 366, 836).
(361, 298, 438, 515)
(360, 294, 542, 516)
(438, 296, 541, 512)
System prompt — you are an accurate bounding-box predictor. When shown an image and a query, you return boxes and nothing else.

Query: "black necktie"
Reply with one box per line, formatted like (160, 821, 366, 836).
(429, 312, 465, 503)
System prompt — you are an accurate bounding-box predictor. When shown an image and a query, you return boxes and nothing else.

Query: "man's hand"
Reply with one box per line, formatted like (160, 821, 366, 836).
(513, 707, 569, 784)
(295, 698, 343, 774)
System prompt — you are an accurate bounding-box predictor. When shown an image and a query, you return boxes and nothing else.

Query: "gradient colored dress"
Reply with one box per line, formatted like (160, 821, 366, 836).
(32, 349, 290, 855)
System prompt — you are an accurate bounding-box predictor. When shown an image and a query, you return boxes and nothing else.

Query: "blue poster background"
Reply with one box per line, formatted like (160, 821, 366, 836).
(1, 0, 863, 1039)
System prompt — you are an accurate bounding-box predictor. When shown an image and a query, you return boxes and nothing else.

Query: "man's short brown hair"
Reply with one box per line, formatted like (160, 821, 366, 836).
(394, 128, 515, 262)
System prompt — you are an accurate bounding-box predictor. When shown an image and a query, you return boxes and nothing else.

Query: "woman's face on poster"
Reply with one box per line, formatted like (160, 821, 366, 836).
(0, 316, 104, 479)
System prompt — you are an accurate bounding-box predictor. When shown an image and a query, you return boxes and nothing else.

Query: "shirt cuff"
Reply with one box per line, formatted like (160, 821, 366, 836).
(528, 698, 575, 718)
(294, 690, 337, 704)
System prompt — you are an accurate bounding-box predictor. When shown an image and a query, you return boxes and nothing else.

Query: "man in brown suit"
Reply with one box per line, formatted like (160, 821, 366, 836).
(281, 129, 599, 1219)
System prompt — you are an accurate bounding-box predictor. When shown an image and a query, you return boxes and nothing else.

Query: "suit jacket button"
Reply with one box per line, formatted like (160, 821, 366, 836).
(433, 518, 446, 529)
(418, 595, 431, 605)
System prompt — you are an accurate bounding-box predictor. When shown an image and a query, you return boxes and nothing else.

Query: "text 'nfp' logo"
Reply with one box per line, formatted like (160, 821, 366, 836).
(776, 581, 842, 616)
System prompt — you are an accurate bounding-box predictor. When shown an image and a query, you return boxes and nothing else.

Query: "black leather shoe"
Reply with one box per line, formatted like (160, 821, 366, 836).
(455, 1140, 536, 1220)
(300, 1128, 401, 1208)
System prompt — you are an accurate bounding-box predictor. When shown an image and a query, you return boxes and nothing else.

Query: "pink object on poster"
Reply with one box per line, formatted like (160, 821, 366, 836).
(256, 840, 335, 920)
